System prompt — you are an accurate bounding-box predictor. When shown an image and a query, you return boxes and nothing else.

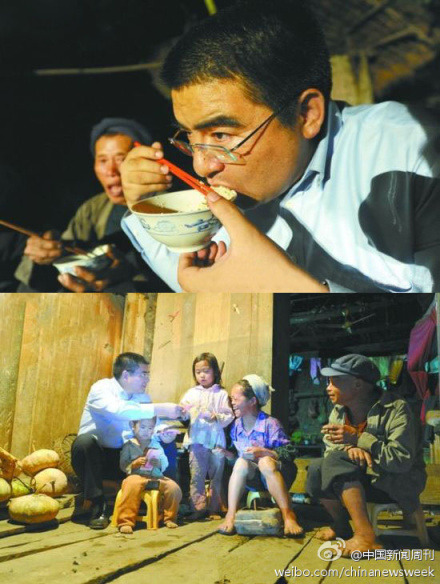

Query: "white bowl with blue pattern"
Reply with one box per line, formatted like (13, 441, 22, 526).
(53, 244, 112, 275)
(132, 189, 221, 252)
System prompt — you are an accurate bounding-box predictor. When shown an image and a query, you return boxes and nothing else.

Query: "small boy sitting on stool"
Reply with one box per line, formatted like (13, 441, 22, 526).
(117, 418, 182, 534)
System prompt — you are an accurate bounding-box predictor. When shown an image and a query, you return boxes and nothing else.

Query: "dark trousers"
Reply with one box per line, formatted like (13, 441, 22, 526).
(306, 450, 392, 503)
(71, 433, 125, 500)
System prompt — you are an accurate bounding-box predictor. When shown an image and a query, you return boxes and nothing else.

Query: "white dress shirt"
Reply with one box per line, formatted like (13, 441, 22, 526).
(122, 100, 440, 292)
(78, 377, 154, 448)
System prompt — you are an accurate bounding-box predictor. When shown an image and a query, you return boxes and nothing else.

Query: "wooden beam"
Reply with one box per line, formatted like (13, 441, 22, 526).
(347, 0, 394, 35)
(272, 294, 290, 430)
(290, 298, 416, 325)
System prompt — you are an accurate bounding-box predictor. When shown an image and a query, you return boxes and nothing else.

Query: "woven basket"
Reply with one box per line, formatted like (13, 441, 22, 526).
(52, 434, 77, 476)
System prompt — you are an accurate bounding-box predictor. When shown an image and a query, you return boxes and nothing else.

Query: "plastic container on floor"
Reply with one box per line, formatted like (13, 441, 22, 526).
(234, 508, 283, 536)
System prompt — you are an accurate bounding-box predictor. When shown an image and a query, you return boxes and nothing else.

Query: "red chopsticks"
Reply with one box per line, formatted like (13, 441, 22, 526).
(157, 157, 213, 197)
(0, 219, 88, 256)
(132, 141, 214, 198)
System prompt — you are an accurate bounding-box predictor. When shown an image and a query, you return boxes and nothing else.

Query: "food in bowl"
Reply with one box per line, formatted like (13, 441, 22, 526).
(131, 189, 222, 253)
(53, 244, 112, 275)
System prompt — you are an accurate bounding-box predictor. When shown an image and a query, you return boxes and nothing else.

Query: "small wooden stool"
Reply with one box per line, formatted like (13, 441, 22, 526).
(111, 489, 160, 530)
(367, 502, 431, 547)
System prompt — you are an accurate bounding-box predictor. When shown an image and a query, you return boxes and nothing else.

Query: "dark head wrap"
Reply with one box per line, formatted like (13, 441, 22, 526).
(90, 117, 152, 155)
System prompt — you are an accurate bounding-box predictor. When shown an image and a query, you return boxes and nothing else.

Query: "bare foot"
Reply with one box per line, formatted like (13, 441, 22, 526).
(118, 525, 133, 535)
(316, 525, 352, 541)
(218, 515, 236, 534)
(342, 535, 382, 556)
(283, 512, 304, 537)
(316, 526, 337, 541)
(165, 520, 178, 529)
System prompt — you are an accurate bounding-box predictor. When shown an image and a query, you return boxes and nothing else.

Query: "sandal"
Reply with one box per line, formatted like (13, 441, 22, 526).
(187, 509, 209, 522)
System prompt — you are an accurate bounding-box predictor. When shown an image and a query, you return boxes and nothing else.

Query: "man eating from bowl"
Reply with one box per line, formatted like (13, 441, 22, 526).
(120, 0, 440, 293)
(15, 118, 170, 292)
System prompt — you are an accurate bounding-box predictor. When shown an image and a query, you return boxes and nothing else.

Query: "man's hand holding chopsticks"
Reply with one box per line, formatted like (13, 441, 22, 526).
(24, 230, 63, 265)
(120, 141, 173, 207)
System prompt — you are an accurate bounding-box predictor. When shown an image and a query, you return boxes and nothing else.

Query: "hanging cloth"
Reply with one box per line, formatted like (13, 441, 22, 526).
(310, 358, 322, 385)
(289, 355, 304, 373)
(370, 356, 391, 386)
(407, 301, 437, 422)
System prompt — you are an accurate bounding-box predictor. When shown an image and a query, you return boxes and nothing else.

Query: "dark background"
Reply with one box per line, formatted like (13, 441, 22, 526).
(0, 0, 235, 230)
(0, 0, 439, 232)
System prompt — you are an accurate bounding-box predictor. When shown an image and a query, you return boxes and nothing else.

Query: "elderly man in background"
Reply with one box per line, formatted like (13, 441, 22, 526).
(306, 354, 426, 555)
(71, 352, 183, 530)
(15, 118, 169, 292)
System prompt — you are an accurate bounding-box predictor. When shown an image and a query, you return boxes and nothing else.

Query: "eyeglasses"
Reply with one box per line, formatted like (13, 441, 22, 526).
(129, 368, 150, 379)
(168, 103, 289, 165)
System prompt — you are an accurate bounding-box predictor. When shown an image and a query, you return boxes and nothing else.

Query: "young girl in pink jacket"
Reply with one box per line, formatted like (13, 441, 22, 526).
(180, 352, 234, 520)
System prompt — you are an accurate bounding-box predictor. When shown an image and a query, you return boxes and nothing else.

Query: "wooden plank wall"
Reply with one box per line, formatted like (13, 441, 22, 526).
(0, 293, 125, 459)
(0, 292, 274, 460)
(148, 293, 273, 406)
(120, 293, 157, 361)
(0, 294, 31, 452)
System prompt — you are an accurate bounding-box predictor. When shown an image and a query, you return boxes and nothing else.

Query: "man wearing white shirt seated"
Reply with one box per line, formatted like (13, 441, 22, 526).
(71, 352, 182, 529)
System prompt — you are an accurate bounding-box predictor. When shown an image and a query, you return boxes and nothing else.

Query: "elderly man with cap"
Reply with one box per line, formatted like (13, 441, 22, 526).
(306, 354, 426, 555)
(15, 117, 169, 292)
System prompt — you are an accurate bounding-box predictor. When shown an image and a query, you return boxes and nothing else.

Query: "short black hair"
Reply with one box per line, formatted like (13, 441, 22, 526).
(130, 417, 157, 429)
(192, 352, 222, 385)
(113, 352, 149, 380)
(161, 0, 332, 127)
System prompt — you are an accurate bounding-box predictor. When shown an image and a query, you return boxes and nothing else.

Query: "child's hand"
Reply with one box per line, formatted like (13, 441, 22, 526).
(159, 429, 178, 444)
(213, 447, 235, 460)
(199, 411, 216, 422)
(131, 456, 147, 469)
(180, 404, 191, 420)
